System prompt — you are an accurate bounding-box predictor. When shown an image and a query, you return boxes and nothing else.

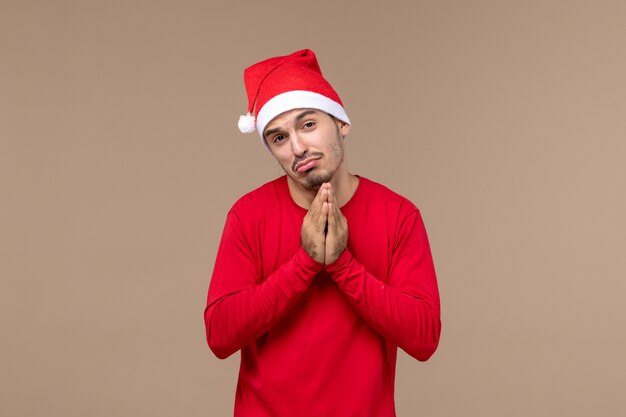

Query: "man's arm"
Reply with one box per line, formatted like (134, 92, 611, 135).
(205, 245, 322, 359)
(204, 186, 328, 359)
(324, 186, 441, 361)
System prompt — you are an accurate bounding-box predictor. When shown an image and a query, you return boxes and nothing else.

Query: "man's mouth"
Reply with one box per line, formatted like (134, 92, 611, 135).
(294, 157, 321, 173)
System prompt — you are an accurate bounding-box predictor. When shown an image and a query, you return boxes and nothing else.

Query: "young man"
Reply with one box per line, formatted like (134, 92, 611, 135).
(204, 49, 441, 417)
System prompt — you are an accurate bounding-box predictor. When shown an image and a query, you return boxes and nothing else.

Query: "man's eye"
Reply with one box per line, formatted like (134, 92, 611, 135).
(303, 121, 315, 129)
(273, 135, 285, 143)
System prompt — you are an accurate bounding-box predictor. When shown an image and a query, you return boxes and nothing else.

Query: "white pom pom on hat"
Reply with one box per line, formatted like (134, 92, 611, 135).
(237, 113, 256, 134)
(237, 49, 350, 140)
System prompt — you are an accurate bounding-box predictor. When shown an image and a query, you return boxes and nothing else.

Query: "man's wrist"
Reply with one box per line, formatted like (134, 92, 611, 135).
(324, 249, 352, 273)
(296, 245, 325, 271)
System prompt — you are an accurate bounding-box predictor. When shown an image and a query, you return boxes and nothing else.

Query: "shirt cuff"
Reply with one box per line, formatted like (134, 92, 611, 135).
(295, 246, 325, 274)
(324, 249, 353, 273)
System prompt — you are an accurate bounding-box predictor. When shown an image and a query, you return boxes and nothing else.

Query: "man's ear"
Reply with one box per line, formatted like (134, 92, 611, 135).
(339, 120, 351, 138)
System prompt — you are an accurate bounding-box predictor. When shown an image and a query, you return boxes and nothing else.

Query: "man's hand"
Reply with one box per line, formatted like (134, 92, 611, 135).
(324, 184, 348, 264)
(301, 184, 329, 263)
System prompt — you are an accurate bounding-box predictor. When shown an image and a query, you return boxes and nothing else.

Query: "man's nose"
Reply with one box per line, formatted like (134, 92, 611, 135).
(290, 133, 307, 157)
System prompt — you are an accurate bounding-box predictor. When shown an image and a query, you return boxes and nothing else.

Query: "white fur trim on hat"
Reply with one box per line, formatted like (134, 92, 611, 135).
(255, 90, 350, 137)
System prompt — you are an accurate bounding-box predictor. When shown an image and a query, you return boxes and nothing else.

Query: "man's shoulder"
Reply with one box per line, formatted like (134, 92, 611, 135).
(357, 176, 419, 214)
(229, 176, 287, 215)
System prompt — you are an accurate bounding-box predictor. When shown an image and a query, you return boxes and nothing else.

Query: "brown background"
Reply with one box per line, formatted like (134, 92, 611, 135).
(2, 1, 625, 416)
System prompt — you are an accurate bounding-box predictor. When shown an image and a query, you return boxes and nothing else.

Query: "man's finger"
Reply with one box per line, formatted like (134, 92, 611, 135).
(327, 202, 335, 228)
(328, 183, 339, 207)
(309, 184, 329, 223)
(326, 185, 342, 220)
(306, 187, 325, 223)
(312, 184, 330, 210)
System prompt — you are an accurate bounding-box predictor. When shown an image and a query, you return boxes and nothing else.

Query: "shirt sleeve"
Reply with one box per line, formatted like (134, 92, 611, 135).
(325, 208, 441, 361)
(204, 210, 323, 359)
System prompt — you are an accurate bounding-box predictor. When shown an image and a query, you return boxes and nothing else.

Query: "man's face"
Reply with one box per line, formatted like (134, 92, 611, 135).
(263, 108, 350, 191)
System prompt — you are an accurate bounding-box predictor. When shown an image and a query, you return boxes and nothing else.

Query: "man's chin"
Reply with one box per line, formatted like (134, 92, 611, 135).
(285, 169, 334, 191)
(304, 174, 333, 190)
(305, 183, 323, 191)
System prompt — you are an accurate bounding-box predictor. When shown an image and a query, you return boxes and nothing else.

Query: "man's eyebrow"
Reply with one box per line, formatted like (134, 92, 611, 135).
(294, 109, 317, 123)
(263, 110, 319, 139)
(263, 127, 281, 139)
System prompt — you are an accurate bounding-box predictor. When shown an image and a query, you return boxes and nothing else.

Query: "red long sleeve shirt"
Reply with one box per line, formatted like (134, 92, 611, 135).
(204, 176, 441, 417)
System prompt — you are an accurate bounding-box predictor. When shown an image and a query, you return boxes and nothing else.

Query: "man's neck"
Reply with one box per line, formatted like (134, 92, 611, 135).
(287, 170, 359, 209)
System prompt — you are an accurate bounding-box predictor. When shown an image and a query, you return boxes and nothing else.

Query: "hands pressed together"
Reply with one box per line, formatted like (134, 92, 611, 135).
(301, 183, 348, 264)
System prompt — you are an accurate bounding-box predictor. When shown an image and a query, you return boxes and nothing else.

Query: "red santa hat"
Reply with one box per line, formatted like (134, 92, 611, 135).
(237, 49, 350, 138)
